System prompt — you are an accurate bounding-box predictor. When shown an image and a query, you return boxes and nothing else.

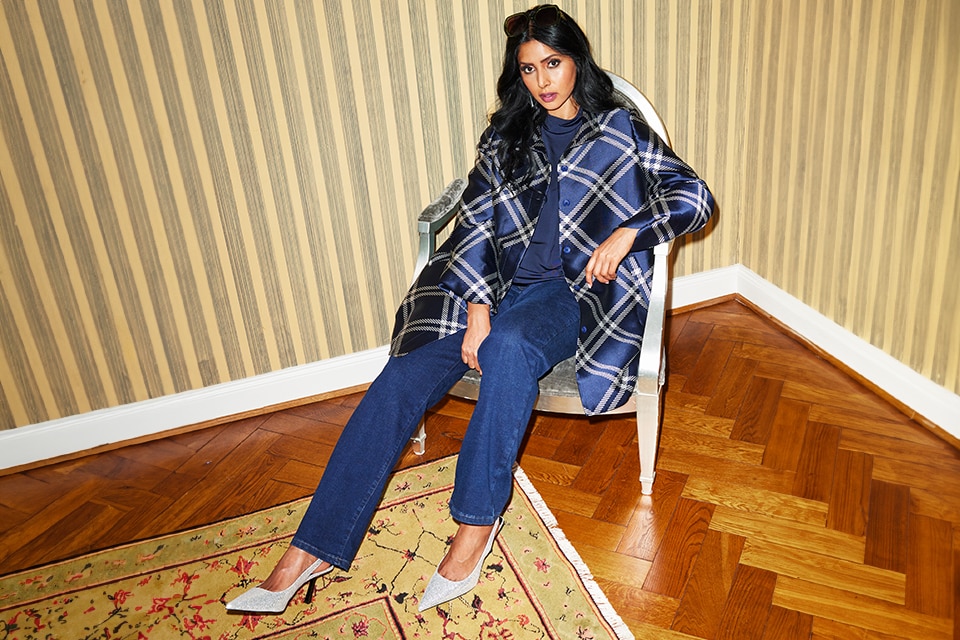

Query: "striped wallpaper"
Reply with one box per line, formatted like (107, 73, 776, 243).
(0, 0, 957, 432)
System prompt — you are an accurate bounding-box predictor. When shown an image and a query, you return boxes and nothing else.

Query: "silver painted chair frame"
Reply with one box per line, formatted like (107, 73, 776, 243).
(409, 72, 672, 495)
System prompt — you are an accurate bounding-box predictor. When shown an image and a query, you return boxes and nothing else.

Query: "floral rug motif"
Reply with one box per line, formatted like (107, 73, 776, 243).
(0, 455, 632, 639)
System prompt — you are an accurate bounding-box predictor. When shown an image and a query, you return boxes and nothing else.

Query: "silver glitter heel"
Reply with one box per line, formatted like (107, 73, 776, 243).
(418, 518, 503, 611)
(225, 558, 332, 614)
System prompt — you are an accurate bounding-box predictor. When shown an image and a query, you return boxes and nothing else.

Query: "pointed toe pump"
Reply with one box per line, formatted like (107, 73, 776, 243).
(419, 518, 503, 611)
(225, 558, 333, 614)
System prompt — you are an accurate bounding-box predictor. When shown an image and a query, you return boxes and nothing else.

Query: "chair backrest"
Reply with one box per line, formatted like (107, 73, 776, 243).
(607, 72, 671, 147)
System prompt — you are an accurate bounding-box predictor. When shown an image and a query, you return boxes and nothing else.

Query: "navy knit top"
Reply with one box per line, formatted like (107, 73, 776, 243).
(513, 110, 583, 285)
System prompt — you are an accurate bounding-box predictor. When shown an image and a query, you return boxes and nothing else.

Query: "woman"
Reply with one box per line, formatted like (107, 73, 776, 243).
(226, 4, 714, 614)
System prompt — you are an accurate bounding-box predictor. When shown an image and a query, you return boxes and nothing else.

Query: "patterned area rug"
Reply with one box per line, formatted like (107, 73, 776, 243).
(0, 455, 632, 639)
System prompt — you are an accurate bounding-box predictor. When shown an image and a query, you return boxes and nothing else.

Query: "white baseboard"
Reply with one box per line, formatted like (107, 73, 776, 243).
(1, 265, 957, 471)
(0, 346, 390, 471)
(670, 264, 741, 310)
(731, 265, 959, 439)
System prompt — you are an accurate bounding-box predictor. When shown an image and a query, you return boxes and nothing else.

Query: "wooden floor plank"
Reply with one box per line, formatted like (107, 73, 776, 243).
(683, 476, 828, 526)
(864, 480, 910, 573)
(709, 506, 865, 564)
(682, 338, 735, 396)
(685, 302, 763, 328)
(657, 447, 796, 494)
(762, 398, 811, 472)
(839, 428, 960, 471)
(739, 539, 906, 604)
(592, 440, 646, 525)
(0, 472, 65, 514)
(552, 509, 625, 552)
(642, 498, 715, 598)
(170, 418, 264, 478)
(660, 427, 766, 465)
(669, 321, 715, 376)
(618, 468, 688, 561)
(520, 476, 600, 519)
(671, 529, 745, 638)
(595, 578, 680, 631)
(703, 355, 760, 419)
(0, 477, 104, 567)
(869, 456, 960, 503)
(576, 542, 652, 589)
(761, 606, 813, 640)
(551, 416, 602, 466)
(905, 513, 953, 617)
(792, 422, 841, 502)
(570, 420, 637, 494)
(715, 564, 778, 640)
(774, 577, 952, 639)
(730, 376, 784, 445)
(664, 379, 713, 413)
(781, 381, 907, 425)
(954, 537, 960, 640)
(810, 619, 907, 640)
(667, 406, 736, 440)
(826, 448, 872, 536)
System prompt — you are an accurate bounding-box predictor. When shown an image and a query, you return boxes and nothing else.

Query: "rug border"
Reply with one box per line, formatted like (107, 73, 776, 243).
(512, 465, 636, 640)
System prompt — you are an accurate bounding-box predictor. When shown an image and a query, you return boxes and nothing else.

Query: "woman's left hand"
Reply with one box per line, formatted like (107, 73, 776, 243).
(462, 302, 491, 373)
(584, 227, 639, 286)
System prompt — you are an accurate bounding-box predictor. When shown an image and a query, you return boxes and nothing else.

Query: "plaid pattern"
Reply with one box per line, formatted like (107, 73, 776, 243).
(391, 109, 714, 415)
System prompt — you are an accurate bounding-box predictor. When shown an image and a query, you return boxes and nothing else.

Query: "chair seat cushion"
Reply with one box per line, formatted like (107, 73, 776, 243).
(459, 357, 580, 398)
(537, 357, 580, 397)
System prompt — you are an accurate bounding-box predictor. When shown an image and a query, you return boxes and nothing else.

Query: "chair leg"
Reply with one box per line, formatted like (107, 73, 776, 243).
(635, 389, 661, 495)
(411, 420, 427, 456)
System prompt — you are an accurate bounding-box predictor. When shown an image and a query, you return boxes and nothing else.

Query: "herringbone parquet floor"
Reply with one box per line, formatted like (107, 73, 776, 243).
(1, 299, 957, 639)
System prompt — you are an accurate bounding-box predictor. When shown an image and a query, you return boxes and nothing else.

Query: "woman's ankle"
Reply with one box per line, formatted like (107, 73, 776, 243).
(260, 547, 324, 591)
(437, 522, 496, 581)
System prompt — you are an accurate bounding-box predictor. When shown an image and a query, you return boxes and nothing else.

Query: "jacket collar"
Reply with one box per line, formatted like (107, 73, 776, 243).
(529, 109, 610, 164)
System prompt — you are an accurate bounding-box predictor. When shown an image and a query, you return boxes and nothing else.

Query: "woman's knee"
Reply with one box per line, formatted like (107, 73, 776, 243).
(476, 329, 541, 375)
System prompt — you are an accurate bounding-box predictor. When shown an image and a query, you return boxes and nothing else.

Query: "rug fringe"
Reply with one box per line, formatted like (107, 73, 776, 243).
(513, 466, 635, 640)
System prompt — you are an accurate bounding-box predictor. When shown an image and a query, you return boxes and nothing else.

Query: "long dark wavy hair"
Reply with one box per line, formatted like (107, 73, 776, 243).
(490, 5, 619, 184)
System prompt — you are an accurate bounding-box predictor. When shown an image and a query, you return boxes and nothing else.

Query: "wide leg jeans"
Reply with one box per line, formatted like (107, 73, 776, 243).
(291, 279, 580, 570)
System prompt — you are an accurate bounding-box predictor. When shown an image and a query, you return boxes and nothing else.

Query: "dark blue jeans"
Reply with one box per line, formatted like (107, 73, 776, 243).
(291, 279, 580, 570)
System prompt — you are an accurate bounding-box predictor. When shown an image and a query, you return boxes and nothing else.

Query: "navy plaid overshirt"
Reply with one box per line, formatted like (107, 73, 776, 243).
(390, 108, 715, 415)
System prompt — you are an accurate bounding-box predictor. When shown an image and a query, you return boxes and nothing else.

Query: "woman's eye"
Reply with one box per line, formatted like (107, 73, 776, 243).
(520, 65, 534, 74)
(547, 58, 560, 67)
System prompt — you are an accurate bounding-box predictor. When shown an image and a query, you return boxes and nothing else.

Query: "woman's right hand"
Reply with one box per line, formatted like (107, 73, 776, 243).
(462, 303, 491, 373)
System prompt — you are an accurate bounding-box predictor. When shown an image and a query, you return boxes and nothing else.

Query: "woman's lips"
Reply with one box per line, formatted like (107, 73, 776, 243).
(540, 93, 558, 102)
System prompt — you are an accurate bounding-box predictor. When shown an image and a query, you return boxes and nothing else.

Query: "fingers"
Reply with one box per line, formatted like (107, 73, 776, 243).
(584, 254, 617, 286)
(585, 227, 638, 286)
(463, 302, 490, 373)
(461, 327, 488, 373)
(461, 346, 481, 373)
(461, 348, 482, 374)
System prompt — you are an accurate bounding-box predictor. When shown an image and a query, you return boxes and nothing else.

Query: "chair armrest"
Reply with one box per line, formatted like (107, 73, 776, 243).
(412, 178, 468, 280)
(636, 240, 673, 395)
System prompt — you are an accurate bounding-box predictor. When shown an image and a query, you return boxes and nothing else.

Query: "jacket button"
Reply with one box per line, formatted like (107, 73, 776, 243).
(581, 326, 587, 334)
(562, 199, 570, 207)
(562, 246, 571, 254)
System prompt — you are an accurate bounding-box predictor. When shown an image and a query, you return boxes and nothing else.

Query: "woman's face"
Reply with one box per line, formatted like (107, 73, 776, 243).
(517, 39, 579, 119)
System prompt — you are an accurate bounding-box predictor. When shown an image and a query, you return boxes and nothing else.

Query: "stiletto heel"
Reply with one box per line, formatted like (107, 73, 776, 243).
(304, 575, 318, 604)
(419, 518, 503, 611)
(225, 558, 332, 613)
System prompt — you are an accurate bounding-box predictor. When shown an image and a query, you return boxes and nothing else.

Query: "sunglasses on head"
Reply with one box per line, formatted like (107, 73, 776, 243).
(503, 4, 564, 37)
